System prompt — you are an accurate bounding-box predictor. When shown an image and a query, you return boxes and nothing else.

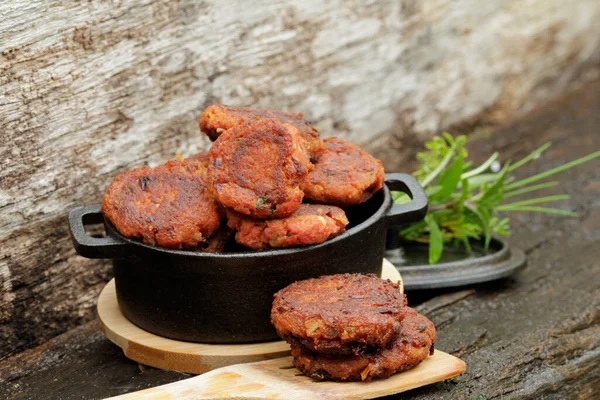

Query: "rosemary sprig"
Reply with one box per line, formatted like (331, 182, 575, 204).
(394, 134, 600, 264)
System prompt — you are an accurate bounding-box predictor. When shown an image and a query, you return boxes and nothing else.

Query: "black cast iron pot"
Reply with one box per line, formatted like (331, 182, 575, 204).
(69, 173, 427, 344)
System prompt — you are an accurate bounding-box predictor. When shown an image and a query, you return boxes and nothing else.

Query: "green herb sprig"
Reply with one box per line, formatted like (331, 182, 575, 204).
(393, 133, 600, 264)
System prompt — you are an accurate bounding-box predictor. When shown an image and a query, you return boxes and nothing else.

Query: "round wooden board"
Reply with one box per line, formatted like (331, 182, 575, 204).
(98, 259, 402, 375)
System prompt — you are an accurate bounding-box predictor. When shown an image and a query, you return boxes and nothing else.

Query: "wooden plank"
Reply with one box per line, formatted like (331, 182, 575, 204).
(2, 0, 600, 360)
(106, 352, 465, 400)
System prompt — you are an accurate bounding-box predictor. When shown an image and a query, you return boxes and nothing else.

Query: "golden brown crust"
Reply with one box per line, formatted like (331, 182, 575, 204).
(102, 159, 223, 249)
(185, 151, 210, 167)
(304, 138, 385, 206)
(207, 117, 311, 219)
(199, 104, 324, 158)
(227, 204, 348, 250)
(291, 308, 435, 381)
(271, 274, 407, 353)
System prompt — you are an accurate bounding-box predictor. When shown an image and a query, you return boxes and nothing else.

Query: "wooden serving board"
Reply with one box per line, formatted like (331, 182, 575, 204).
(98, 259, 403, 375)
(107, 350, 465, 399)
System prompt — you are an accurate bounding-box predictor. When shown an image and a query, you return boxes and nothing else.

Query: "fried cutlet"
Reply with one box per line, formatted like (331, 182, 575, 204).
(304, 137, 385, 206)
(199, 104, 324, 158)
(291, 307, 435, 381)
(185, 151, 210, 167)
(207, 117, 311, 219)
(196, 226, 232, 253)
(271, 274, 407, 355)
(102, 159, 223, 249)
(227, 204, 348, 250)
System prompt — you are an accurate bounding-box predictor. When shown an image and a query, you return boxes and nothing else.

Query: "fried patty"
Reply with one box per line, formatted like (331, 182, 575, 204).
(291, 308, 435, 381)
(102, 159, 223, 249)
(227, 204, 348, 250)
(197, 226, 232, 253)
(185, 151, 210, 167)
(207, 117, 311, 219)
(304, 137, 385, 206)
(271, 274, 407, 354)
(199, 104, 324, 158)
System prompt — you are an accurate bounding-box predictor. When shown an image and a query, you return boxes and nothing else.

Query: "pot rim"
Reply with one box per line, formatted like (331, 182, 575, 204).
(104, 185, 393, 259)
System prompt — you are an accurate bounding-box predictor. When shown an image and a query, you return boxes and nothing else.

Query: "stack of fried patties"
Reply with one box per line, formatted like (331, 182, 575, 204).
(102, 104, 385, 252)
(200, 105, 385, 250)
(271, 274, 436, 382)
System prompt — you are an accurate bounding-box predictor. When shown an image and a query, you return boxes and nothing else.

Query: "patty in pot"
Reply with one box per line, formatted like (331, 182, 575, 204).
(207, 117, 311, 219)
(226, 204, 348, 250)
(304, 138, 385, 207)
(102, 159, 223, 249)
(199, 104, 324, 158)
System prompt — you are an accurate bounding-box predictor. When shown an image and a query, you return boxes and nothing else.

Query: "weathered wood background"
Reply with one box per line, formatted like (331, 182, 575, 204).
(1, 0, 600, 359)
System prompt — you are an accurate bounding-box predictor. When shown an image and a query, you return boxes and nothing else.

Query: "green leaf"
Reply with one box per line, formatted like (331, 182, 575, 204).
(413, 136, 451, 183)
(426, 214, 443, 264)
(425, 186, 443, 197)
(503, 181, 560, 198)
(506, 150, 600, 190)
(478, 206, 492, 250)
(430, 155, 464, 202)
(392, 191, 409, 202)
(461, 152, 498, 179)
(420, 141, 458, 187)
(466, 205, 491, 250)
(497, 194, 570, 211)
(399, 220, 428, 237)
(443, 132, 455, 145)
(466, 173, 501, 186)
(508, 142, 552, 172)
(490, 217, 511, 236)
(462, 237, 472, 252)
(455, 134, 468, 147)
(477, 163, 510, 208)
(458, 178, 470, 211)
(498, 206, 578, 217)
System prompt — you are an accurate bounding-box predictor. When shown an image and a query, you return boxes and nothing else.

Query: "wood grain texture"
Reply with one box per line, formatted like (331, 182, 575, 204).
(1, 0, 600, 359)
(97, 259, 401, 375)
(106, 351, 465, 400)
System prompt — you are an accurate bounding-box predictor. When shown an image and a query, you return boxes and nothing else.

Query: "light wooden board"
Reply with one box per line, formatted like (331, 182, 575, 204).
(107, 351, 465, 400)
(98, 259, 402, 375)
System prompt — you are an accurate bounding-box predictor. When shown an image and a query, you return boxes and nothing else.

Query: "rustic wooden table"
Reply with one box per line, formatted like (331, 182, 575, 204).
(1, 83, 598, 399)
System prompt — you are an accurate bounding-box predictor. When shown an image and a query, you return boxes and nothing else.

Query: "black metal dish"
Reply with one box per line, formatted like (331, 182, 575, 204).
(384, 237, 527, 290)
(69, 173, 428, 344)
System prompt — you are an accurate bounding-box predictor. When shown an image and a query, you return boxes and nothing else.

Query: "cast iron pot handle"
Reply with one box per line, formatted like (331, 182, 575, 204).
(68, 205, 126, 259)
(384, 173, 428, 227)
